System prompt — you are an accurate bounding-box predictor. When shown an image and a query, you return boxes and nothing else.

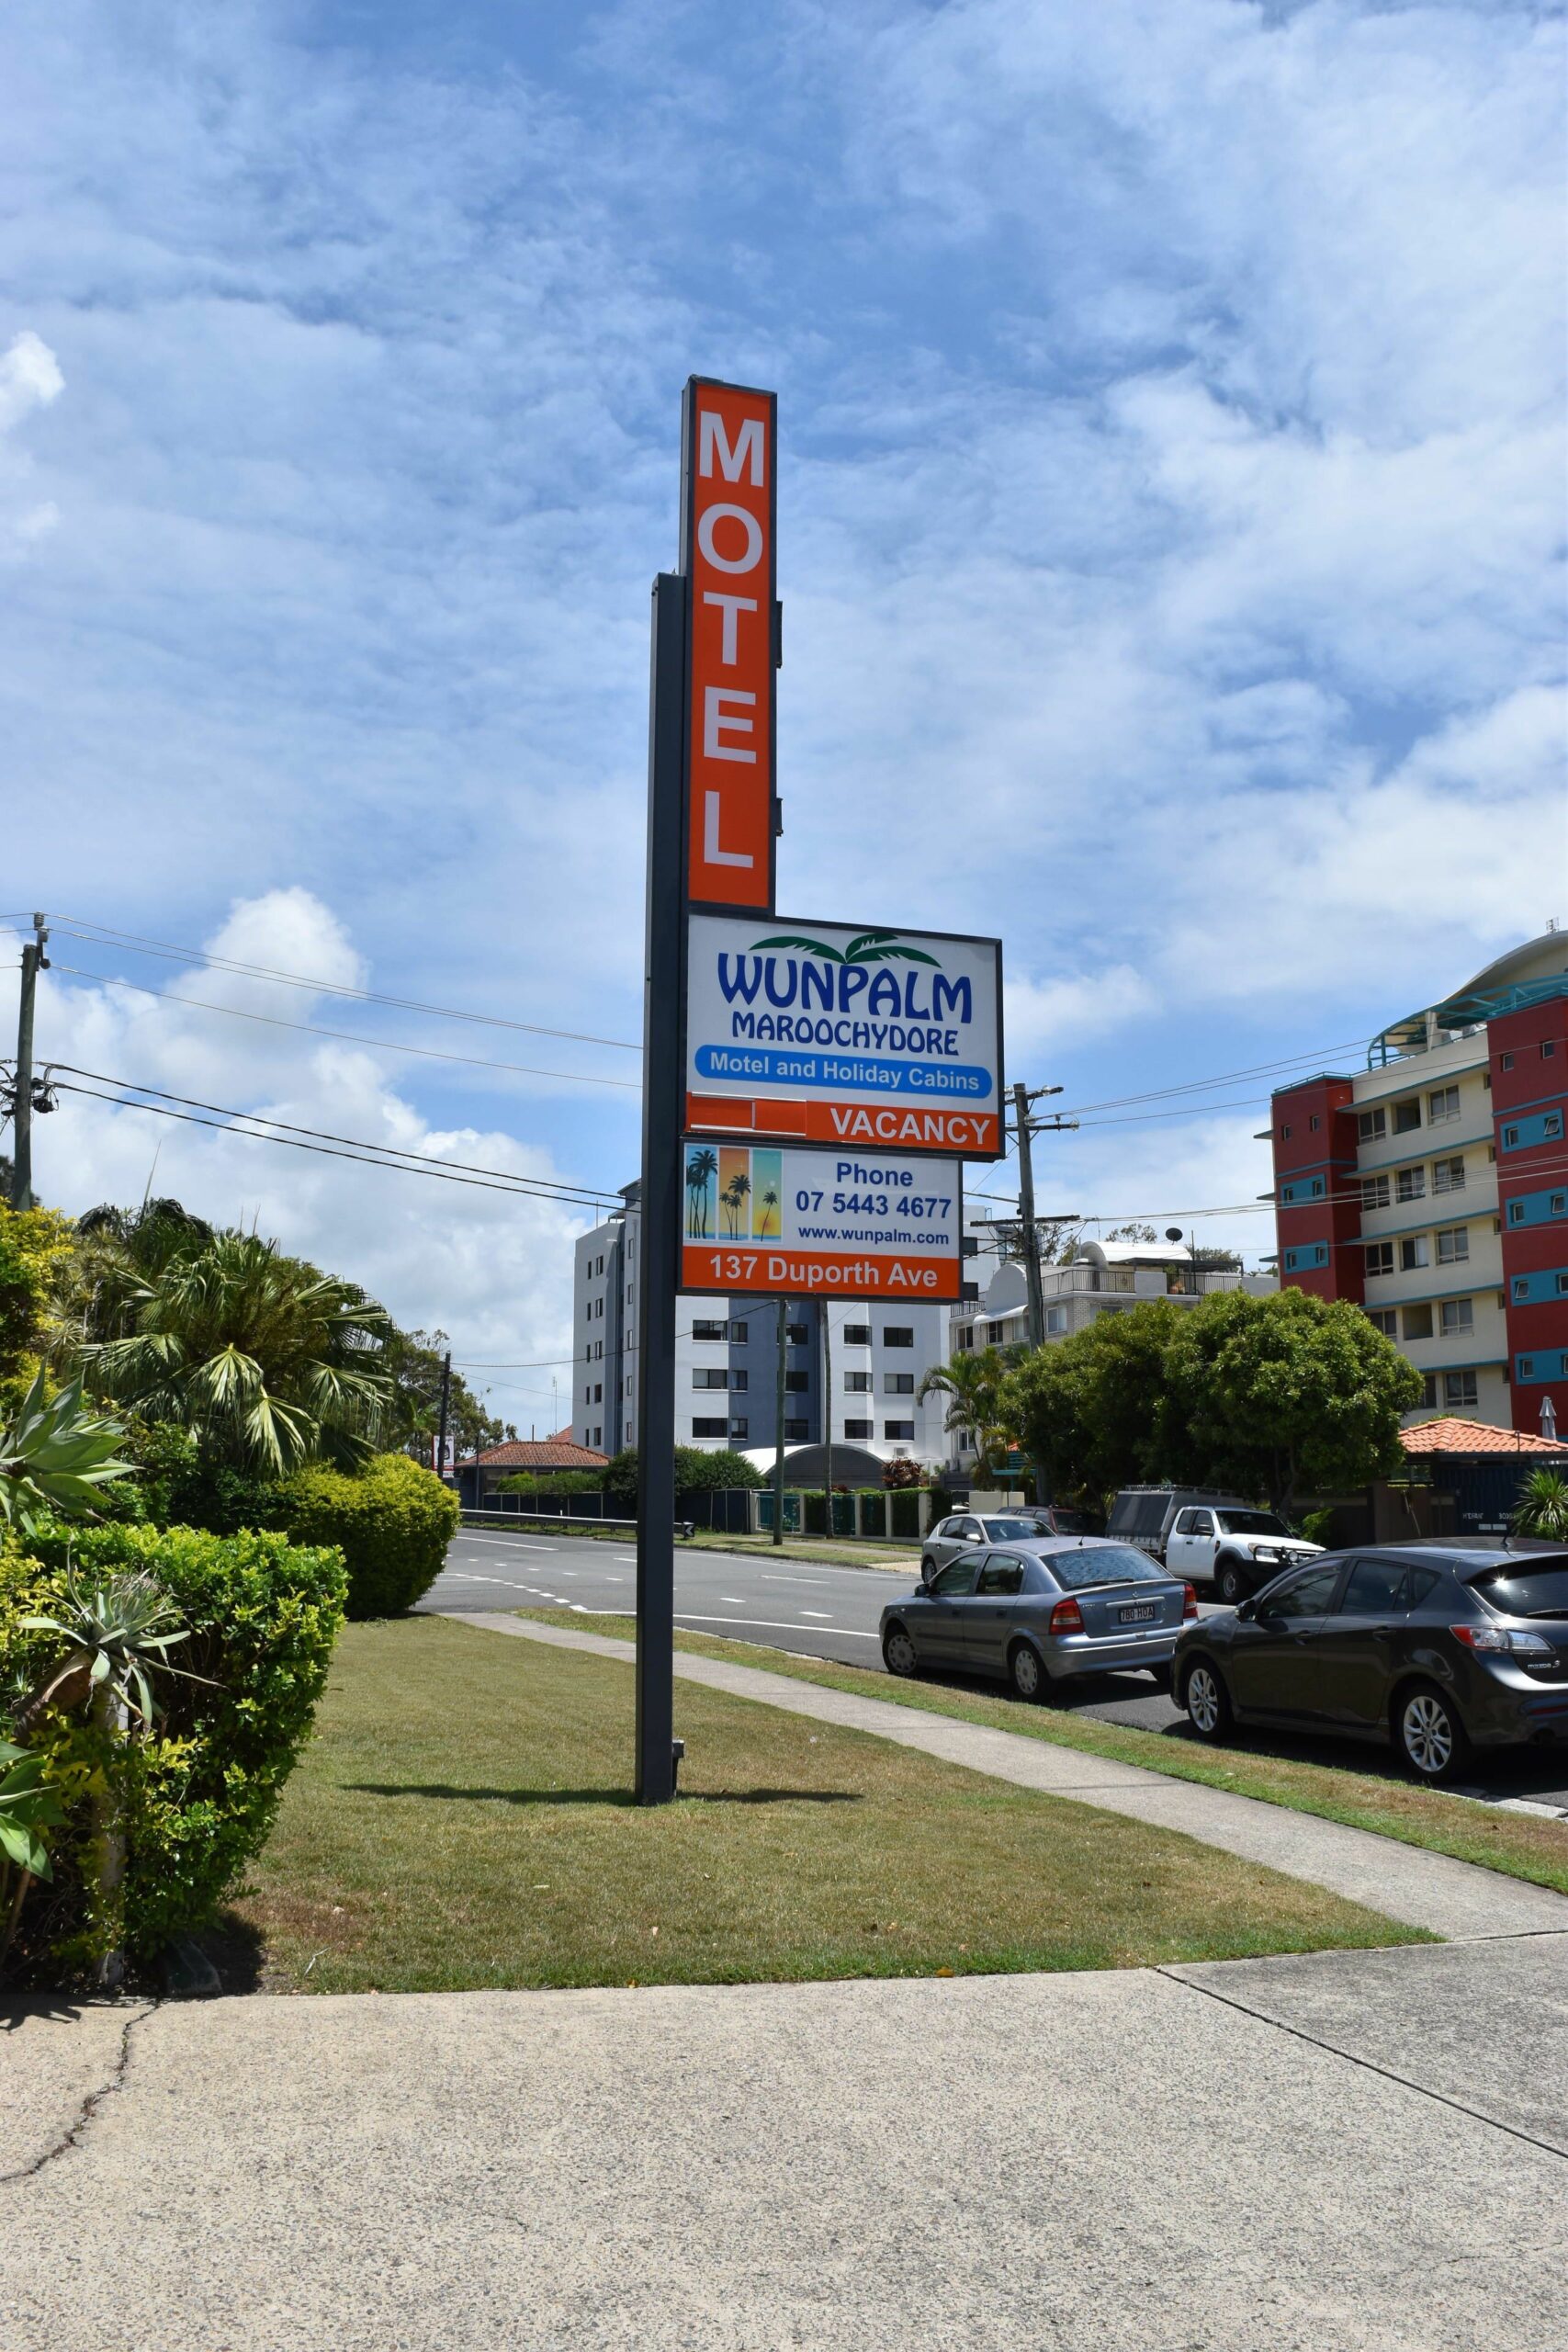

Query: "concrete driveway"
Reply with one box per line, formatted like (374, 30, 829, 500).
(4, 1935, 1565, 2351)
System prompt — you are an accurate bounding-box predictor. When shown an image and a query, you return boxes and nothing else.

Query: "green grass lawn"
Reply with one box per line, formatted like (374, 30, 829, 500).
(234, 1618, 1425, 1995)
(518, 1609, 1568, 1897)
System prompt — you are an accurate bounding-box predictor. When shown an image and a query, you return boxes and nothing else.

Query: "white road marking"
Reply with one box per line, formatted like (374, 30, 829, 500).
(757, 1573, 833, 1587)
(673, 1612, 879, 1640)
(798, 1610, 834, 1619)
(454, 1533, 557, 1551)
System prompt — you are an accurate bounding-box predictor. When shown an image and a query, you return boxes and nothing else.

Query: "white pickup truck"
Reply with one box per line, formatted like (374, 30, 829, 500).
(1162, 1505, 1322, 1606)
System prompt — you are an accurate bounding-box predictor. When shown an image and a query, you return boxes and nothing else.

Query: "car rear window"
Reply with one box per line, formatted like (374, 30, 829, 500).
(1468, 1557, 1568, 1620)
(1216, 1510, 1291, 1536)
(1047, 1510, 1092, 1532)
(1045, 1544, 1167, 1591)
(983, 1517, 1043, 1541)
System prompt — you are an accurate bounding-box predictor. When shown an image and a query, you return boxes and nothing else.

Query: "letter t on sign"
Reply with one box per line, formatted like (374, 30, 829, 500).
(682, 379, 776, 910)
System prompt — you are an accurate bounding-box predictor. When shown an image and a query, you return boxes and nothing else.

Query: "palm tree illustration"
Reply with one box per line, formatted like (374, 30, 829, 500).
(686, 1148, 718, 1238)
(757, 1185, 780, 1238)
(749, 928, 940, 967)
(721, 1170, 751, 1238)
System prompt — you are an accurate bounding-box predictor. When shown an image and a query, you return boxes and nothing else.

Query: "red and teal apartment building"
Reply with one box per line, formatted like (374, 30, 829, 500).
(1269, 932, 1568, 1434)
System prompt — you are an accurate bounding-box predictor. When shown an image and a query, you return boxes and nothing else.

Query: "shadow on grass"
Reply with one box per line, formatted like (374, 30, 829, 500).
(345, 1781, 862, 1808)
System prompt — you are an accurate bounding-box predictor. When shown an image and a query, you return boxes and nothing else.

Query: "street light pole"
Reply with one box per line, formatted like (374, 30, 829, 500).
(773, 1295, 788, 1546)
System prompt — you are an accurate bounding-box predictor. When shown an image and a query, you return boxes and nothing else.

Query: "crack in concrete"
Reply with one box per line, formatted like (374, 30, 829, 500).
(0, 1999, 156, 2188)
(1158, 1962, 1568, 2165)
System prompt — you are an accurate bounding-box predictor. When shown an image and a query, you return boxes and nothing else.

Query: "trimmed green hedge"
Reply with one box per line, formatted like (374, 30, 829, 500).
(270, 1451, 458, 1617)
(2, 1520, 345, 1984)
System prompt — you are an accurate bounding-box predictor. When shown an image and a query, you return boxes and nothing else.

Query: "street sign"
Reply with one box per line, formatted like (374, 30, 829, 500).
(682, 379, 776, 910)
(681, 1140, 963, 1298)
(684, 912, 1003, 1157)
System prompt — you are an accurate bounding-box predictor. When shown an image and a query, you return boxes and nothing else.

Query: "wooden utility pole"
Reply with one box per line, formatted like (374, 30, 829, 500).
(773, 1296, 788, 1545)
(8, 914, 49, 1212)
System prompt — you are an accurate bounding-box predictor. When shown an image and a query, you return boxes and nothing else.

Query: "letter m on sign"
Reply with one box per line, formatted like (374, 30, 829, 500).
(700, 413, 765, 485)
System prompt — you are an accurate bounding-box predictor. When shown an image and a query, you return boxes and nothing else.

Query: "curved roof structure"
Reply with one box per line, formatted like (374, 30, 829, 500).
(1371, 930, 1568, 1063)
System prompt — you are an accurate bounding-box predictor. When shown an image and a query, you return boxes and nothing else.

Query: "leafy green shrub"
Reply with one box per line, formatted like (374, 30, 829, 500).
(2, 1519, 344, 1984)
(495, 1468, 604, 1496)
(889, 1487, 926, 1541)
(269, 1451, 458, 1617)
(1300, 1507, 1337, 1547)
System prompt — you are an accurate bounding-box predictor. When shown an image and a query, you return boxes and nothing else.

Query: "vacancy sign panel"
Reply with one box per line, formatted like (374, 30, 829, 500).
(681, 1141, 963, 1299)
(684, 379, 776, 910)
(685, 912, 1004, 1158)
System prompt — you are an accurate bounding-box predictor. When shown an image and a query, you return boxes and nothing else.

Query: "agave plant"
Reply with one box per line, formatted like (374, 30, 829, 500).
(0, 1369, 134, 1534)
(16, 1566, 200, 1737)
(1514, 1468, 1568, 1541)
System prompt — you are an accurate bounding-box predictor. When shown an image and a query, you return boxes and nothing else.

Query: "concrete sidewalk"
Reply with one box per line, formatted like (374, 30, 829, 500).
(4, 1937, 1565, 2351)
(448, 1612, 1568, 1941)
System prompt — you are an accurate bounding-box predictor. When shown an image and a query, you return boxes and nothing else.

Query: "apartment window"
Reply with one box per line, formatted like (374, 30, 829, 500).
(1439, 1299, 1473, 1338)
(1508, 1200, 1524, 1225)
(1393, 1099, 1422, 1135)
(1280, 1124, 1292, 1140)
(728, 1418, 749, 1441)
(1428, 1086, 1461, 1125)
(883, 1327, 915, 1347)
(692, 1417, 728, 1438)
(1366, 1308, 1398, 1338)
(592, 1428, 602, 1449)
(692, 1318, 727, 1340)
(1500, 1052, 1514, 1072)
(585, 1303, 593, 1326)
(784, 1418, 809, 1441)
(844, 1370, 872, 1392)
(592, 1383, 602, 1404)
(1395, 1166, 1425, 1203)
(1435, 1227, 1469, 1266)
(1419, 1374, 1438, 1409)
(842, 1419, 873, 1440)
(595, 1256, 604, 1275)
(786, 1322, 809, 1346)
(1512, 1275, 1529, 1302)
(729, 1369, 749, 1393)
(1545, 1041, 1559, 1060)
(1518, 1357, 1535, 1382)
(1402, 1304, 1433, 1340)
(784, 1370, 809, 1394)
(981, 1319, 1003, 1343)
(693, 1369, 728, 1390)
(1358, 1108, 1387, 1144)
(884, 1420, 915, 1441)
(1487, 1144, 1496, 1162)
(1045, 1306, 1066, 1335)
(1365, 1241, 1394, 1277)
(1400, 1236, 1429, 1272)
(1309, 1114, 1321, 1132)
(956, 1326, 975, 1351)
(1560, 1273, 1568, 1295)
(843, 1323, 872, 1346)
(1433, 1156, 1465, 1195)
(1502, 1124, 1518, 1148)
(885, 1372, 916, 1395)
(595, 1340, 603, 1361)
(1361, 1174, 1390, 1210)
(1444, 1371, 1479, 1410)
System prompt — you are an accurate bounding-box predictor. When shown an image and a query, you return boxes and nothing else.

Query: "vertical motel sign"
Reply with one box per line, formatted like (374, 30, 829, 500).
(635, 378, 778, 1805)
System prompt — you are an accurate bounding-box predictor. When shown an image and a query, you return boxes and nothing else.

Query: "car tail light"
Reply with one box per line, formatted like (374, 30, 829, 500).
(1452, 1623, 1555, 1659)
(1182, 1582, 1200, 1621)
(1048, 1596, 1084, 1635)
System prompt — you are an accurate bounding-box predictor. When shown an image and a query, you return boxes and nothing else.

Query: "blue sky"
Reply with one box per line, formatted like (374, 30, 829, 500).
(2, 0, 1563, 1424)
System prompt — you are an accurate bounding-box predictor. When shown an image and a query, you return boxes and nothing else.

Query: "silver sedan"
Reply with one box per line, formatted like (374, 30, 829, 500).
(920, 1510, 1089, 1585)
(881, 1538, 1196, 1702)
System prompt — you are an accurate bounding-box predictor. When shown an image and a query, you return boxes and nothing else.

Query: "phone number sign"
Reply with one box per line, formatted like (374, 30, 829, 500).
(681, 1140, 963, 1299)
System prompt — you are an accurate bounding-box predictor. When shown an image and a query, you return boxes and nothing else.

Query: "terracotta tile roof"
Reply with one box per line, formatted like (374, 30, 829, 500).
(467, 1439, 609, 1470)
(1400, 1418, 1568, 1458)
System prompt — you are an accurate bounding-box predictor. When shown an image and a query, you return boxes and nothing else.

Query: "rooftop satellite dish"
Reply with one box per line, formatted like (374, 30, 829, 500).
(1164, 1227, 1183, 1244)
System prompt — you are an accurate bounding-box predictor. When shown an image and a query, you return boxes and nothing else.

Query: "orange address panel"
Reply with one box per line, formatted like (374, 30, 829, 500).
(682, 1244, 960, 1301)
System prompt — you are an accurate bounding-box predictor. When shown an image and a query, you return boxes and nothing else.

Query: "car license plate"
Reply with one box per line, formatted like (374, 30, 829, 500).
(1118, 1603, 1157, 1624)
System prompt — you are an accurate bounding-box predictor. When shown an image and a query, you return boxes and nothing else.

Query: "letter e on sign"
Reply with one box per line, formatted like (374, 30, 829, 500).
(683, 379, 775, 909)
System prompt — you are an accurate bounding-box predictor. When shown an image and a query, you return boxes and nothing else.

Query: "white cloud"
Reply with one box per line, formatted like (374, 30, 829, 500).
(0, 328, 62, 549)
(1005, 964, 1156, 1060)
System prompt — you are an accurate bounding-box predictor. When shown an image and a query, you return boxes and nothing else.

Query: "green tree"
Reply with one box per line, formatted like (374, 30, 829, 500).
(1158, 1288, 1422, 1514)
(77, 1230, 395, 1477)
(0, 1203, 76, 1413)
(379, 1326, 505, 1461)
(917, 1347, 1021, 1483)
(1005, 1299, 1188, 1500)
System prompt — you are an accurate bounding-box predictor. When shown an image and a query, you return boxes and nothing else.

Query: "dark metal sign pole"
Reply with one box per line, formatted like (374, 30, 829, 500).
(635, 571, 686, 1804)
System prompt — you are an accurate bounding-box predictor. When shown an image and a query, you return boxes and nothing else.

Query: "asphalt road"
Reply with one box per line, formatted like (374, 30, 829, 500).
(425, 1525, 1568, 1811)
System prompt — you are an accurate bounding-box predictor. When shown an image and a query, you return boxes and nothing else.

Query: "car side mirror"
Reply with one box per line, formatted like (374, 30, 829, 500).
(1235, 1599, 1257, 1623)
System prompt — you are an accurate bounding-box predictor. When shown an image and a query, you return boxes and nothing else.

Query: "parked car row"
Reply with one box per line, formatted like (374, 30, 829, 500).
(881, 1532, 1568, 1785)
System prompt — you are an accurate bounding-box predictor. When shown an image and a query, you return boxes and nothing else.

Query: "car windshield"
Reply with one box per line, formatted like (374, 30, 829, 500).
(1468, 1557, 1568, 1620)
(1045, 1544, 1167, 1591)
(1217, 1510, 1291, 1536)
(983, 1517, 1046, 1541)
(1046, 1510, 1092, 1532)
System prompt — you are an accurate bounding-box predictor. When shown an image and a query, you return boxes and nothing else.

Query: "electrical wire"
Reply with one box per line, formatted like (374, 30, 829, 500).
(36, 962, 642, 1094)
(23, 914, 641, 1051)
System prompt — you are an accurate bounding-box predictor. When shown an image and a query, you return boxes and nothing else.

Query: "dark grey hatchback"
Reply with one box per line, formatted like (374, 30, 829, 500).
(1173, 1544, 1568, 1783)
(881, 1537, 1197, 1702)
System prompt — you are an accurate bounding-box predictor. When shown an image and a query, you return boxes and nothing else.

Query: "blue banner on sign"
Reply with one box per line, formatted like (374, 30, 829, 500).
(694, 1044, 991, 1098)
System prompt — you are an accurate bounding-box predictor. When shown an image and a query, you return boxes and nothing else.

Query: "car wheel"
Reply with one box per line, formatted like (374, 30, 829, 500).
(919, 1556, 938, 1586)
(1009, 1641, 1047, 1703)
(1393, 1681, 1469, 1785)
(1215, 1556, 1251, 1607)
(883, 1624, 920, 1679)
(1182, 1657, 1233, 1741)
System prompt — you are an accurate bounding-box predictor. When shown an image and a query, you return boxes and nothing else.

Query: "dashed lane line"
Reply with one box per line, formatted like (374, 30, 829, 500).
(673, 1612, 880, 1641)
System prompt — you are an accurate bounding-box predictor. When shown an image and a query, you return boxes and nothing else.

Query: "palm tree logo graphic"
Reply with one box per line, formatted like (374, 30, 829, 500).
(756, 1183, 781, 1238)
(721, 1169, 751, 1238)
(685, 1148, 717, 1238)
(749, 928, 940, 967)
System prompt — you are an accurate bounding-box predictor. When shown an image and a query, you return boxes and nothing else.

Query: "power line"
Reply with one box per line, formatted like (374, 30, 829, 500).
(40, 961, 642, 1093)
(48, 1075, 621, 1208)
(1055, 1037, 1375, 1117)
(26, 914, 642, 1052)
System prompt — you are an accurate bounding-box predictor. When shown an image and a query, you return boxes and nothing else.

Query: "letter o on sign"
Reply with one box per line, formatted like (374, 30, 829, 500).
(697, 503, 763, 574)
